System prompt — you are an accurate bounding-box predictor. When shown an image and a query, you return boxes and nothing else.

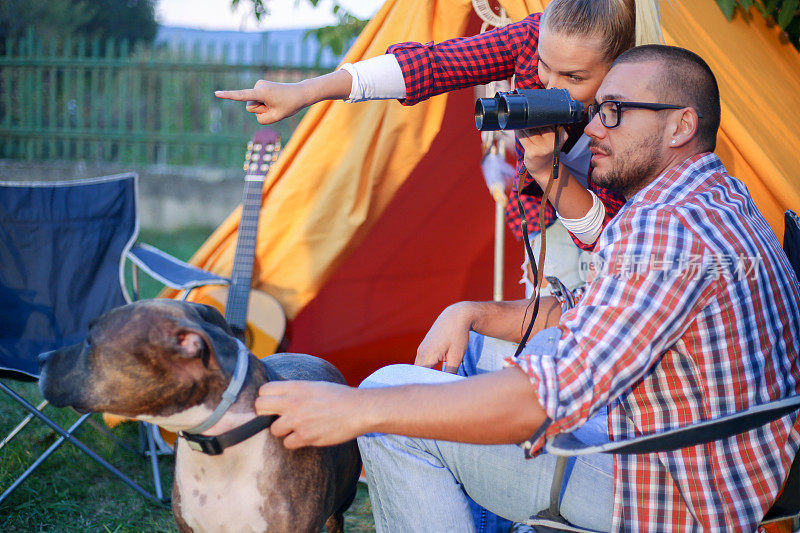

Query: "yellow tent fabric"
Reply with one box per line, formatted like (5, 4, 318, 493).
(172, 0, 497, 318)
(172, 0, 800, 324)
(658, 0, 800, 240)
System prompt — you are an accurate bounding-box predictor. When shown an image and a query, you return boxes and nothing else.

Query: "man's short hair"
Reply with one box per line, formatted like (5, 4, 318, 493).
(613, 45, 721, 152)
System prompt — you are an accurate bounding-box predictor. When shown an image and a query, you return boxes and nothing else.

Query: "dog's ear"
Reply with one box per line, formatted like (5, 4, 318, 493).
(175, 328, 214, 368)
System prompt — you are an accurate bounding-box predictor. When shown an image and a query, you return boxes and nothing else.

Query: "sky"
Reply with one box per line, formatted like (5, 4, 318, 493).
(156, 0, 383, 31)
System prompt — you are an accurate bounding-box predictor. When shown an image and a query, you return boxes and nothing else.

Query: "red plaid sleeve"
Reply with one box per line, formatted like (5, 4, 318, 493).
(387, 13, 542, 105)
(504, 130, 555, 240)
(509, 138, 626, 247)
(505, 186, 554, 238)
(387, 13, 627, 244)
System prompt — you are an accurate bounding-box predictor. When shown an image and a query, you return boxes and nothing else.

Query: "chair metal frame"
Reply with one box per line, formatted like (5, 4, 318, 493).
(0, 173, 229, 507)
(525, 210, 800, 533)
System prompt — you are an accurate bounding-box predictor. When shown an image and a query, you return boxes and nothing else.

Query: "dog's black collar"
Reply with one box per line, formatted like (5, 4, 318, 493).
(180, 415, 278, 456)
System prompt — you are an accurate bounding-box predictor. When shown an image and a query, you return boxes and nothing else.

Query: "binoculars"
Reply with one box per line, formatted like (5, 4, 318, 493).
(475, 88, 585, 131)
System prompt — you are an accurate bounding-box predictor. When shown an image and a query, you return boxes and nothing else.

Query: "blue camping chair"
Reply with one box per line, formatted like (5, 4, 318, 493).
(526, 210, 800, 532)
(0, 173, 229, 506)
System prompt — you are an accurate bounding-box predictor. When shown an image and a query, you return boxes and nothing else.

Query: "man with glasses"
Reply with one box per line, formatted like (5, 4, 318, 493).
(589, 100, 703, 128)
(255, 45, 800, 531)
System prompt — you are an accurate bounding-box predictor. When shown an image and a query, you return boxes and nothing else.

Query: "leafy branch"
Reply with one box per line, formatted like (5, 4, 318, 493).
(303, 1, 368, 58)
(716, 0, 800, 50)
(231, 0, 368, 59)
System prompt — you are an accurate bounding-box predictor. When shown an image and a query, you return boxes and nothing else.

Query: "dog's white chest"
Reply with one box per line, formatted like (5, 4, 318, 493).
(175, 437, 273, 533)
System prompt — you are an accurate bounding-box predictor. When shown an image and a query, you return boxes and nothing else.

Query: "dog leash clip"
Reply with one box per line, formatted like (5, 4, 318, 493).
(179, 416, 277, 456)
(181, 432, 225, 455)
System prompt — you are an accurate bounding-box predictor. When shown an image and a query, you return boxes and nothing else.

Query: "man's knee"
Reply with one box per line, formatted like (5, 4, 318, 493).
(359, 364, 462, 389)
(359, 364, 416, 389)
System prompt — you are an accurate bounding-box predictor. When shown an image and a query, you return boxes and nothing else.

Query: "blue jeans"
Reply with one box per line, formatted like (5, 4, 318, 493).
(357, 333, 614, 532)
(458, 333, 523, 532)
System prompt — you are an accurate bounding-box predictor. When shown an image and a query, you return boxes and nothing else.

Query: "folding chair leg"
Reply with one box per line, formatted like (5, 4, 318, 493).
(549, 456, 569, 514)
(146, 424, 168, 502)
(0, 399, 48, 450)
(151, 424, 175, 455)
(77, 417, 170, 502)
(85, 416, 139, 455)
(0, 412, 91, 505)
(0, 381, 166, 505)
(523, 456, 606, 532)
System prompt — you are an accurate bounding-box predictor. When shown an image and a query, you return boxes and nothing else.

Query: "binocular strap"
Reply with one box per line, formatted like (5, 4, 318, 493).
(514, 133, 561, 358)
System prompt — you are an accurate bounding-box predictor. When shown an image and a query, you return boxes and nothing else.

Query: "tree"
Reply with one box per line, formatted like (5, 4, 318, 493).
(77, 0, 158, 44)
(0, 0, 89, 43)
(231, 0, 368, 58)
(716, 0, 800, 50)
(0, 0, 157, 49)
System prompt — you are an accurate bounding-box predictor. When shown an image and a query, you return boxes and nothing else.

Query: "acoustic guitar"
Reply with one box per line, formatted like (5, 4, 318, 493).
(193, 129, 286, 359)
(105, 131, 287, 447)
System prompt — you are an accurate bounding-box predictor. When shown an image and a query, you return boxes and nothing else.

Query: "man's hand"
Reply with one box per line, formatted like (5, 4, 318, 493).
(255, 380, 365, 449)
(415, 298, 560, 372)
(517, 127, 568, 185)
(215, 80, 310, 125)
(415, 303, 474, 373)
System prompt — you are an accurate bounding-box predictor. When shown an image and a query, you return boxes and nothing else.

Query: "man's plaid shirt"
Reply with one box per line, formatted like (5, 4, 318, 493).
(509, 153, 800, 531)
(387, 13, 625, 249)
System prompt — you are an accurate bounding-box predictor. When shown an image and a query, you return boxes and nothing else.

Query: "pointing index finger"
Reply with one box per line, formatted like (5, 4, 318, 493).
(215, 89, 260, 102)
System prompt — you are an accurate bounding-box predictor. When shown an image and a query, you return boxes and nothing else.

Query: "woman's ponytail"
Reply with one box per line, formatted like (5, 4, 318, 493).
(635, 0, 664, 45)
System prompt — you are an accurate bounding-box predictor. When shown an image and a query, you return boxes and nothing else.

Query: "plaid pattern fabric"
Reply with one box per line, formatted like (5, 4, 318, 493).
(388, 13, 626, 247)
(510, 166, 626, 250)
(509, 153, 800, 531)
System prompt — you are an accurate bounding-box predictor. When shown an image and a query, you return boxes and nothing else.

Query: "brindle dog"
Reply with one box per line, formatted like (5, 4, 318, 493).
(39, 299, 362, 533)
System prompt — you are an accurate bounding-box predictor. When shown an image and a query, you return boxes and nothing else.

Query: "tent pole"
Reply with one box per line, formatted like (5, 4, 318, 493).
(473, 2, 512, 302)
(493, 199, 505, 301)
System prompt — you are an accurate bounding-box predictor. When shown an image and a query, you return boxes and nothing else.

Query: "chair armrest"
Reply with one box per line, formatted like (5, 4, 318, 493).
(784, 210, 800, 279)
(546, 394, 800, 456)
(127, 243, 229, 291)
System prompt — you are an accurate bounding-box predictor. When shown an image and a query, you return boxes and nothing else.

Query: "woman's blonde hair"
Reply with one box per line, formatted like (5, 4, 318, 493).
(541, 0, 664, 63)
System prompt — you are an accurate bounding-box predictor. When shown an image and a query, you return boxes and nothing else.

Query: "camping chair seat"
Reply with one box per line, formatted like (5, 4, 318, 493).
(525, 210, 800, 532)
(128, 242, 229, 299)
(0, 173, 229, 506)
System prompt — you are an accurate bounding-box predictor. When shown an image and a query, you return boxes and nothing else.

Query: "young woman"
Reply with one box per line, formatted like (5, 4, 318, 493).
(217, 0, 662, 298)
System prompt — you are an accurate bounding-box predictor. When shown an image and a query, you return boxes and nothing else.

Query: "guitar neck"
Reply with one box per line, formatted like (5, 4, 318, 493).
(226, 174, 264, 331)
(224, 130, 281, 333)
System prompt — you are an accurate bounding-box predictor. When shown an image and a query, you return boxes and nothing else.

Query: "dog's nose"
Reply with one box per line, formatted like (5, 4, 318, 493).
(38, 350, 54, 368)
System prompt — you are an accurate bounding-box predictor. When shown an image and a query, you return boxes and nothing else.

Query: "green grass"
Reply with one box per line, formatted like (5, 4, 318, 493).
(0, 381, 374, 531)
(0, 381, 178, 532)
(0, 227, 376, 532)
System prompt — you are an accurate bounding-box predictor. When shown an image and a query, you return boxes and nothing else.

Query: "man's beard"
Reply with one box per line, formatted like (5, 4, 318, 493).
(589, 134, 663, 198)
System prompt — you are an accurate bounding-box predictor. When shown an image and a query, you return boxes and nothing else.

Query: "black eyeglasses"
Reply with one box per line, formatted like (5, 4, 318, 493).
(587, 100, 703, 129)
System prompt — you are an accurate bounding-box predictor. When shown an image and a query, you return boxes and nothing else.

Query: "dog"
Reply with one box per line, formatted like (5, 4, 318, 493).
(39, 299, 362, 533)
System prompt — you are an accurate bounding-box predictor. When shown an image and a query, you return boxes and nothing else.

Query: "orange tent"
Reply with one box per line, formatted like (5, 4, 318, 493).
(171, 0, 800, 385)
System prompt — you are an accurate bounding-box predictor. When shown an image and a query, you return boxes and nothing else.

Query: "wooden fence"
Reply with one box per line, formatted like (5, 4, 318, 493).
(0, 29, 333, 168)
